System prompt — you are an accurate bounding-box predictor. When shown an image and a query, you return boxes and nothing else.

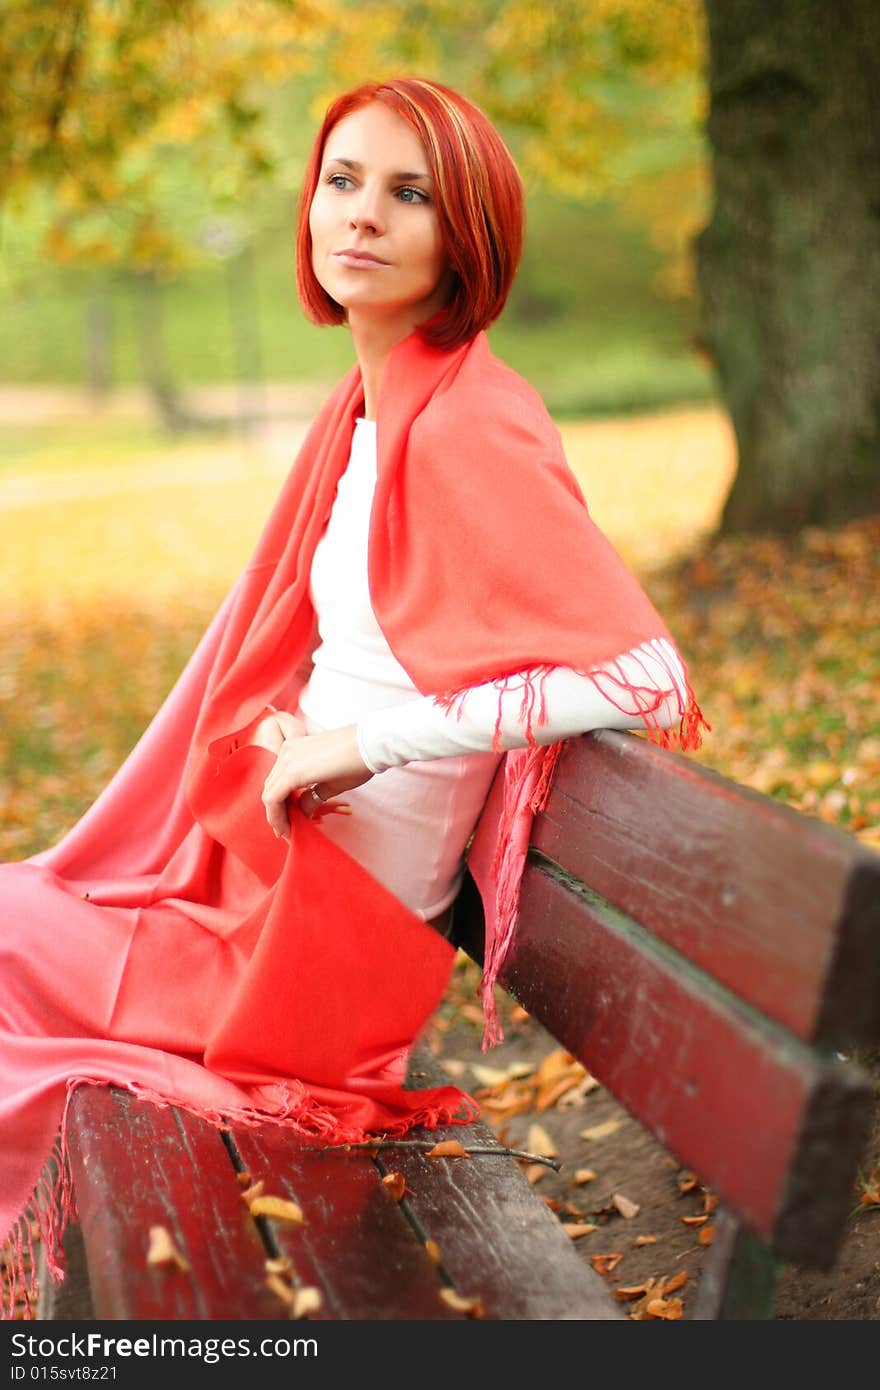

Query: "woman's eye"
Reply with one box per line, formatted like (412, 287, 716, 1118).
(397, 186, 428, 204)
(327, 174, 351, 190)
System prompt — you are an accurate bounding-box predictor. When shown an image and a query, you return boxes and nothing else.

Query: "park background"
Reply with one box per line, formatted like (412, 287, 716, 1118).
(1, 0, 878, 1318)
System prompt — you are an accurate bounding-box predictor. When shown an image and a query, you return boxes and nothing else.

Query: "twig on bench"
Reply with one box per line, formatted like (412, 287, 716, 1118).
(318, 1140, 562, 1171)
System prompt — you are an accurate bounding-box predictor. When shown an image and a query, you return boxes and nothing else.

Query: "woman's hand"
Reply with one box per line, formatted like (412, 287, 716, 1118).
(261, 723, 374, 837)
(250, 708, 307, 756)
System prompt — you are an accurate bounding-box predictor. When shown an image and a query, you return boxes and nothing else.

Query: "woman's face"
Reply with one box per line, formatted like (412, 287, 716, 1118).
(309, 101, 454, 336)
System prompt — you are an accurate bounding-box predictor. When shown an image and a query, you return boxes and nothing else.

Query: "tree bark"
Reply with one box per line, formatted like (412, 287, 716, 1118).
(695, 1, 880, 532)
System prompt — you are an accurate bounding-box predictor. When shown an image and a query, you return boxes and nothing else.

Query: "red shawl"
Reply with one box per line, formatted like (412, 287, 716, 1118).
(0, 327, 704, 1317)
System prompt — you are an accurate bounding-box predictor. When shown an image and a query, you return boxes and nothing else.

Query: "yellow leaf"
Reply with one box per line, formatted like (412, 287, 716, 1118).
(439, 1288, 484, 1318)
(427, 1140, 470, 1158)
(612, 1193, 640, 1220)
(564, 1222, 598, 1239)
(381, 1172, 406, 1201)
(145, 1226, 189, 1272)
(579, 1119, 622, 1142)
(572, 1168, 598, 1185)
(248, 1196, 306, 1226)
(471, 1063, 510, 1086)
(526, 1123, 558, 1158)
(291, 1287, 323, 1319)
(525, 1164, 546, 1184)
(634, 1234, 659, 1247)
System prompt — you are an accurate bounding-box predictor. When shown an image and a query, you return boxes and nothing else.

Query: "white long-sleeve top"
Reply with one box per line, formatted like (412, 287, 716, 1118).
(296, 417, 684, 920)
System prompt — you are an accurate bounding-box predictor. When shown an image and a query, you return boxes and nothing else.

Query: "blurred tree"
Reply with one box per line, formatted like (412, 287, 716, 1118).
(695, 0, 880, 531)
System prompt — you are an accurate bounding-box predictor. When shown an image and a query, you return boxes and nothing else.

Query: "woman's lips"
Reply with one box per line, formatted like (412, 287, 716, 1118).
(333, 250, 390, 269)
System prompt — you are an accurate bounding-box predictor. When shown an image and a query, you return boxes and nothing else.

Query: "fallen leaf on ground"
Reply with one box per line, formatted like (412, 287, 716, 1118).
(440, 1058, 467, 1079)
(526, 1123, 558, 1159)
(381, 1172, 406, 1201)
(471, 1063, 510, 1086)
(579, 1119, 622, 1142)
(634, 1234, 659, 1247)
(677, 1171, 699, 1194)
(662, 1270, 689, 1295)
(645, 1296, 683, 1320)
(590, 1252, 624, 1276)
(291, 1288, 323, 1319)
(681, 1214, 708, 1227)
(146, 1226, 189, 1272)
(564, 1223, 598, 1240)
(439, 1288, 484, 1317)
(525, 1164, 546, 1184)
(612, 1193, 640, 1220)
(427, 1140, 470, 1158)
(506, 1061, 535, 1079)
(697, 1225, 716, 1246)
(248, 1196, 306, 1226)
(614, 1280, 656, 1302)
(572, 1168, 598, 1185)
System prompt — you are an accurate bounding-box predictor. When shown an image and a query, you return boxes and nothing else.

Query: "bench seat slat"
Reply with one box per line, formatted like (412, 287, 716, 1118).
(384, 1077, 622, 1320)
(228, 1125, 460, 1320)
(502, 862, 873, 1266)
(531, 731, 880, 1048)
(66, 1086, 282, 1319)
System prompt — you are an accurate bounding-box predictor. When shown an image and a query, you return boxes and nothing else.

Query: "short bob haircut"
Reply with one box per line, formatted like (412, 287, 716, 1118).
(295, 77, 524, 350)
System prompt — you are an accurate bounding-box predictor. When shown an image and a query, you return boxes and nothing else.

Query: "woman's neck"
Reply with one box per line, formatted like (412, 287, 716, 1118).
(347, 314, 416, 421)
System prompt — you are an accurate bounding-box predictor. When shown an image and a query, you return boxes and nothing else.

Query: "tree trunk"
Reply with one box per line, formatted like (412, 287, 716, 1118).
(694, 1, 880, 532)
(130, 270, 188, 432)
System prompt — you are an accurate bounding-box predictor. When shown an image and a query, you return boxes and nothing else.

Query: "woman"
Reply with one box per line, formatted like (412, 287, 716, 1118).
(0, 77, 705, 1315)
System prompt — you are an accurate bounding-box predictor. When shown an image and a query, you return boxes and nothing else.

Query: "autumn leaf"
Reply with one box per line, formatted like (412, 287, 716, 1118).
(439, 1288, 484, 1318)
(572, 1169, 598, 1185)
(697, 1225, 716, 1246)
(146, 1226, 189, 1272)
(590, 1252, 624, 1276)
(291, 1287, 323, 1319)
(525, 1164, 546, 1184)
(634, 1234, 659, 1247)
(248, 1195, 306, 1226)
(677, 1171, 699, 1194)
(579, 1119, 622, 1142)
(614, 1280, 656, 1301)
(526, 1124, 558, 1159)
(427, 1140, 470, 1159)
(645, 1296, 684, 1320)
(381, 1172, 406, 1201)
(681, 1214, 709, 1227)
(611, 1193, 640, 1220)
(564, 1223, 599, 1240)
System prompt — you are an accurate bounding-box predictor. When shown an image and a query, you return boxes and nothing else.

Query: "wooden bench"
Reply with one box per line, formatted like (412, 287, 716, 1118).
(37, 729, 880, 1321)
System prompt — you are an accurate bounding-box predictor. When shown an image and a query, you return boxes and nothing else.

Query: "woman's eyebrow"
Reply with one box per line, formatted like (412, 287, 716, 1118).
(324, 156, 432, 182)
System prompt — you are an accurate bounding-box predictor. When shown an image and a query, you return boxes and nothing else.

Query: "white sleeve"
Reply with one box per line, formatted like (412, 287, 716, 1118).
(355, 637, 688, 774)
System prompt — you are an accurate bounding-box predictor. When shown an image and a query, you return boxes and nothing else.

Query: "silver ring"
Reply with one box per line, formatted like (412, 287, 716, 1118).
(308, 783, 325, 804)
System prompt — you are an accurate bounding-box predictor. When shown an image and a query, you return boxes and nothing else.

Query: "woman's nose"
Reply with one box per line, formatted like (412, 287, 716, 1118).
(349, 186, 385, 235)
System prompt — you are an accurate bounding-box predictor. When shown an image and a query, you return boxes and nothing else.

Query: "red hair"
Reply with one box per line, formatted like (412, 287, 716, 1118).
(295, 77, 524, 349)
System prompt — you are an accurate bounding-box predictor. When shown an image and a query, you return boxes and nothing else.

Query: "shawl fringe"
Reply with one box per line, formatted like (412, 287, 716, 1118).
(436, 657, 709, 1049)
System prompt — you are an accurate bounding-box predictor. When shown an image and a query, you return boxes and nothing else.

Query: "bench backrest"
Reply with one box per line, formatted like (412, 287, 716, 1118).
(453, 730, 880, 1267)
